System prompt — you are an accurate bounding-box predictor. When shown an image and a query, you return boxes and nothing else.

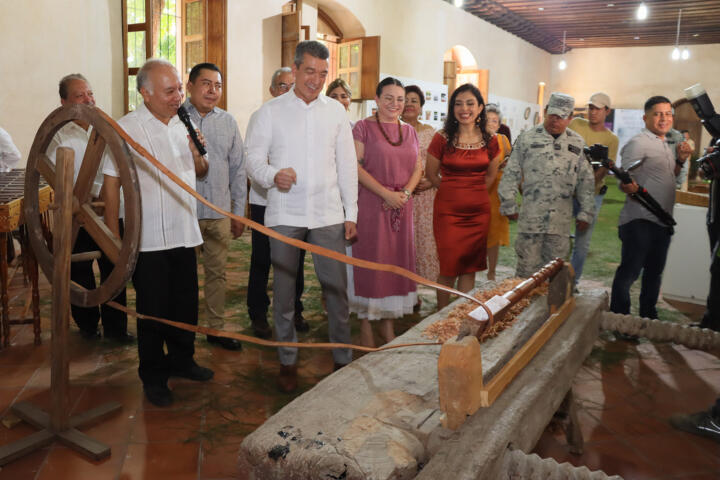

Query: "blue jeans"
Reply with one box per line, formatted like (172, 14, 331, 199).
(610, 219, 672, 319)
(571, 193, 605, 285)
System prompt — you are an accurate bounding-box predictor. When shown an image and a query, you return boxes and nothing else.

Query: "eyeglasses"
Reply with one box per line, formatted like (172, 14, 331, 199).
(276, 82, 293, 91)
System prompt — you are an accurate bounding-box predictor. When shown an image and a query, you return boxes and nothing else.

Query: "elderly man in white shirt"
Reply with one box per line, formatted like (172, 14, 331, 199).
(46, 74, 130, 342)
(103, 59, 212, 407)
(246, 40, 358, 393)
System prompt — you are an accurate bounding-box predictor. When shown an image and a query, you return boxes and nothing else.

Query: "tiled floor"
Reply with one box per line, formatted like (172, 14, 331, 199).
(0, 267, 718, 479)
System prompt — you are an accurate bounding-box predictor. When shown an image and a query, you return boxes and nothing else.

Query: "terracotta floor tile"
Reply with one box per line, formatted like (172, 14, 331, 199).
(0, 445, 49, 480)
(0, 364, 42, 388)
(622, 432, 720, 476)
(120, 442, 200, 479)
(0, 341, 50, 366)
(671, 472, 720, 479)
(35, 444, 127, 480)
(0, 387, 22, 416)
(13, 386, 85, 414)
(130, 408, 203, 444)
(595, 403, 675, 437)
(570, 438, 662, 479)
(571, 408, 616, 444)
(199, 436, 243, 479)
(68, 385, 144, 447)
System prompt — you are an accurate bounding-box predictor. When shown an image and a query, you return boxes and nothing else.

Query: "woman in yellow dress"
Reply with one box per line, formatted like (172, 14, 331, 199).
(485, 104, 511, 281)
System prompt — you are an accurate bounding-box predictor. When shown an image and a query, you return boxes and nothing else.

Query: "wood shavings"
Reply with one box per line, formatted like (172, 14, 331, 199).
(423, 278, 548, 343)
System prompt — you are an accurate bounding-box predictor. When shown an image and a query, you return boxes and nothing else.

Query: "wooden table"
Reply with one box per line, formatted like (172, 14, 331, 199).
(0, 169, 52, 347)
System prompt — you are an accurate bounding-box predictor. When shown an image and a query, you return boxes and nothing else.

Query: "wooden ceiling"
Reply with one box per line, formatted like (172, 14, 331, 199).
(460, 0, 720, 54)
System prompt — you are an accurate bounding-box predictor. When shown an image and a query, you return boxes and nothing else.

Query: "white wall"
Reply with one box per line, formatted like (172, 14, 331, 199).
(0, 0, 123, 165)
(550, 44, 720, 109)
(227, 0, 552, 134)
(337, 0, 551, 104)
(7, 0, 719, 167)
(549, 43, 720, 148)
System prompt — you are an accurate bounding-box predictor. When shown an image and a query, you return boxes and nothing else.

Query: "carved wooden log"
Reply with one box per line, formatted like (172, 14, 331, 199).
(238, 291, 608, 480)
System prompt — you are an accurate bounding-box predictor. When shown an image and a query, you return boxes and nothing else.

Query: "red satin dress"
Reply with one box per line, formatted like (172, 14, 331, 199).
(428, 131, 499, 277)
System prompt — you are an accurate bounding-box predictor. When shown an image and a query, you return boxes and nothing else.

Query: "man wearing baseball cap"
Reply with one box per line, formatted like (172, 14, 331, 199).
(568, 92, 619, 287)
(499, 92, 595, 277)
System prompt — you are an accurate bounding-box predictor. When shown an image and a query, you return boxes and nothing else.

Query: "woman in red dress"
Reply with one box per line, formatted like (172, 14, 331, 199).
(426, 84, 502, 309)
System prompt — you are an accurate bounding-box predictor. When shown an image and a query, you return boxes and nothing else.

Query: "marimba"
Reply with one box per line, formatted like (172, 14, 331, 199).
(0, 169, 52, 347)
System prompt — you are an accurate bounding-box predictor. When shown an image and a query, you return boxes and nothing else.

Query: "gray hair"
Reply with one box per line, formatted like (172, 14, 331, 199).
(294, 40, 329, 66)
(59, 73, 89, 100)
(486, 103, 502, 118)
(271, 67, 292, 87)
(137, 58, 178, 94)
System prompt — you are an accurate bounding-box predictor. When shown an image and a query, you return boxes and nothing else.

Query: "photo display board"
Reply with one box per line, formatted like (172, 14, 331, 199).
(363, 74, 448, 131)
(612, 109, 645, 167)
(487, 94, 542, 141)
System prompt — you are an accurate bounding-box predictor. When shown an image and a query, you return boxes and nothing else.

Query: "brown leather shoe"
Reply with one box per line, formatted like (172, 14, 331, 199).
(278, 364, 298, 393)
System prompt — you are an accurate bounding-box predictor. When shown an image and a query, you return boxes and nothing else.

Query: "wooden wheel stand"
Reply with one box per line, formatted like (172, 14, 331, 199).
(0, 149, 121, 465)
(0, 103, 141, 466)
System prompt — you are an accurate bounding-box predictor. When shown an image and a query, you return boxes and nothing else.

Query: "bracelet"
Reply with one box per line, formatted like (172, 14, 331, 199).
(403, 189, 411, 196)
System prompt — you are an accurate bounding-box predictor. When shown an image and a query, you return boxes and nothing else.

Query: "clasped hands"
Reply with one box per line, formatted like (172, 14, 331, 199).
(382, 189, 409, 210)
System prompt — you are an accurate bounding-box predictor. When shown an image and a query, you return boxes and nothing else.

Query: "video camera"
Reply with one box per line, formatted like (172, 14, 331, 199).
(684, 84, 720, 180)
(584, 143, 677, 228)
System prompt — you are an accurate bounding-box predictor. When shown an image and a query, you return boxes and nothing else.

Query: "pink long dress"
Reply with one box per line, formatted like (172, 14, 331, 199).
(348, 118, 418, 320)
(412, 125, 439, 281)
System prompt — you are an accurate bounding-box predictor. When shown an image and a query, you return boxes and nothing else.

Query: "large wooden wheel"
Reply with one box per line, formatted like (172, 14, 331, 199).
(23, 104, 141, 307)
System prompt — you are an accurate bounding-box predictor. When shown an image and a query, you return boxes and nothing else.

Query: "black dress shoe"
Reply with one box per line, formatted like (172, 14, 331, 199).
(170, 363, 214, 381)
(207, 334, 242, 351)
(294, 312, 310, 333)
(144, 384, 173, 407)
(250, 316, 272, 339)
(105, 332, 136, 344)
(79, 329, 101, 340)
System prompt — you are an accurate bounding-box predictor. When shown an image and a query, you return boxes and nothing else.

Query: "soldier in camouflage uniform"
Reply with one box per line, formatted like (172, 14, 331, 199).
(498, 92, 595, 278)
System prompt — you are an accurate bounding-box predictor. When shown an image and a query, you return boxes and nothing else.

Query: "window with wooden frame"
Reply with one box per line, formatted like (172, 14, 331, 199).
(122, 0, 227, 113)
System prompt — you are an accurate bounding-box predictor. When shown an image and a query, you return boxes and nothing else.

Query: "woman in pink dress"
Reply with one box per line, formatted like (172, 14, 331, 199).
(403, 85, 438, 292)
(349, 77, 423, 347)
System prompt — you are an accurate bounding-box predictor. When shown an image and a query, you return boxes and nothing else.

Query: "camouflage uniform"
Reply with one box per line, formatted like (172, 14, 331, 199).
(498, 125, 595, 277)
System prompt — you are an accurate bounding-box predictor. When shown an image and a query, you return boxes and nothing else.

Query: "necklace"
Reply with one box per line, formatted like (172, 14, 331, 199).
(375, 112, 403, 146)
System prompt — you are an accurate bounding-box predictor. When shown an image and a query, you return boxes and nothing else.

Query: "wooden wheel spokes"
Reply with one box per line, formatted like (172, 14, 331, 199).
(24, 104, 141, 308)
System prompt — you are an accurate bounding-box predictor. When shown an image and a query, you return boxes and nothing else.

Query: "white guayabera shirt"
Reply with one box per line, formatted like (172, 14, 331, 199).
(245, 88, 358, 229)
(103, 102, 203, 252)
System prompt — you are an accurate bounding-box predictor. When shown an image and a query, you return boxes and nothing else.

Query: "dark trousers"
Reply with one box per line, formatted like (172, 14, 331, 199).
(132, 247, 198, 387)
(247, 204, 305, 321)
(700, 231, 720, 331)
(70, 223, 127, 336)
(610, 219, 672, 319)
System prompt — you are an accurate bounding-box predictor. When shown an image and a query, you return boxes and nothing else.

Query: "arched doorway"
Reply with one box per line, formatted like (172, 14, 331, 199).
(443, 45, 489, 102)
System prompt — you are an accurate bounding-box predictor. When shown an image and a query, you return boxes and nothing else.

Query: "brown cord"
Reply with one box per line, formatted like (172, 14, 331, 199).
(95, 108, 494, 340)
(107, 301, 441, 352)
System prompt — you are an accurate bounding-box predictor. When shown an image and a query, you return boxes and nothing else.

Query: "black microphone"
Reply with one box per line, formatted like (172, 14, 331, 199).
(177, 105, 207, 156)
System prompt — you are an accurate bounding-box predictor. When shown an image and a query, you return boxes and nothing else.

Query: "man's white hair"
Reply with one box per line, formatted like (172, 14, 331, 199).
(137, 58, 178, 95)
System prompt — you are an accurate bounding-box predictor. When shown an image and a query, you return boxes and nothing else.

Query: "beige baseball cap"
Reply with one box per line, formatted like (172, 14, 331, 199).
(546, 92, 575, 118)
(588, 92, 611, 109)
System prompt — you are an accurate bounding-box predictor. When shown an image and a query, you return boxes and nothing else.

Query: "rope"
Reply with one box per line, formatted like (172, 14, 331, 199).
(107, 301, 441, 352)
(96, 109, 494, 326)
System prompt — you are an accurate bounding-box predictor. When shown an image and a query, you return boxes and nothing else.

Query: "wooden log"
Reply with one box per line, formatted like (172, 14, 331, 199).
(238, 287, 607, 480)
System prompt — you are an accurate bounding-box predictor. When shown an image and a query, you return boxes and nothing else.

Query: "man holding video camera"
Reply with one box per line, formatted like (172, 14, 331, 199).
(609, 96, 692, 320)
